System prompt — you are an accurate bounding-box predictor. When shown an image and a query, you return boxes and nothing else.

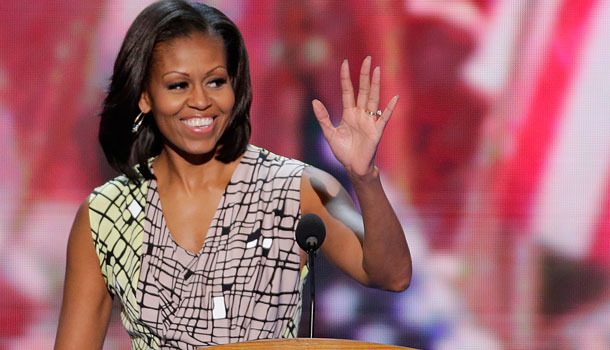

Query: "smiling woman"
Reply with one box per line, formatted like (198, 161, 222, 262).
(97, 0, 252, 182)
(139, 33, 236, 162)
(54, 0, 411, 349)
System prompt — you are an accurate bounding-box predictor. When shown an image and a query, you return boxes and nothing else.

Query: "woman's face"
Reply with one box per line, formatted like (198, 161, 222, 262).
(139, 32, 235, 157)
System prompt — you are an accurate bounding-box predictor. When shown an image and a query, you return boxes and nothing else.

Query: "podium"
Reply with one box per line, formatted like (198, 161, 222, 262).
(206, 338, 415, 349)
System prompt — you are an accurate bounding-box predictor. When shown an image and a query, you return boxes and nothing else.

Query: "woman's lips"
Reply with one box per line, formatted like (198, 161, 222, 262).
(181, 116, 214, 127)
(180, 116, 217, 133)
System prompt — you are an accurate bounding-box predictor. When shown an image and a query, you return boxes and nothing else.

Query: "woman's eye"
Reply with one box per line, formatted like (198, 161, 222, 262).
(168, 82, 188, 90)
(208, 78, 227, 88)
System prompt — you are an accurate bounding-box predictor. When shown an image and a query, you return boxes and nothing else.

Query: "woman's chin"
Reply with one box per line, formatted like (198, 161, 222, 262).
(163, 141, 220, 163)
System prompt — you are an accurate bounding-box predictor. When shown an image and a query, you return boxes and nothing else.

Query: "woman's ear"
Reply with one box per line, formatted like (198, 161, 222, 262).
(138, 91, 152, 114)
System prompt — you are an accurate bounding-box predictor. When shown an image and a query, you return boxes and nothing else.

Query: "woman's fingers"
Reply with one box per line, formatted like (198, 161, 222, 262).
(356, 56, 372, 109)
(376, 95, 399, 131)
(367, 66, 381, 115)
(336, 57, 394, 134)
(340, 60, 355, 109)
(312, 99, 335, 141)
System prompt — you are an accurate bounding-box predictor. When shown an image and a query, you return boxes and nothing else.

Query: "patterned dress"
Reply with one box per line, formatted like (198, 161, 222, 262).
(89, 145, 307, 349)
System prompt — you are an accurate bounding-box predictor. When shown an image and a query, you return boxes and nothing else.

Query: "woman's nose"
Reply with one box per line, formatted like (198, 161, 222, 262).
(188, 84, 211, 110)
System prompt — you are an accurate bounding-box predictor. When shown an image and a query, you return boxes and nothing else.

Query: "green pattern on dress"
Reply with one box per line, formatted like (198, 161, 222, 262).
(89, 174, 162, 349)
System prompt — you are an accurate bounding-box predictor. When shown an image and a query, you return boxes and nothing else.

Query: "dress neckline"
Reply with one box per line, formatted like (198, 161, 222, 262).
(149, 145, 253, 256)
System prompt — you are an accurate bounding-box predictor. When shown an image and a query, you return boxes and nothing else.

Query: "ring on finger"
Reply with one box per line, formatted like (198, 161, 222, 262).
(366, 109, 382, 117)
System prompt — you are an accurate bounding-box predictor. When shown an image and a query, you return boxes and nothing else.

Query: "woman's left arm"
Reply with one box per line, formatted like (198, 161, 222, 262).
(301, 56, 411, 292)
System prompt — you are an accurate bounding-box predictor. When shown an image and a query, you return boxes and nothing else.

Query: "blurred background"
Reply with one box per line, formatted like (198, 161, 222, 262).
(1, 0, 609, 349)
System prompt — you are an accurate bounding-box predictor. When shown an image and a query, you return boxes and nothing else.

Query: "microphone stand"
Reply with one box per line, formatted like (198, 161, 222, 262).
(295, 214, 326, 339)
(307, 249, 316, 338)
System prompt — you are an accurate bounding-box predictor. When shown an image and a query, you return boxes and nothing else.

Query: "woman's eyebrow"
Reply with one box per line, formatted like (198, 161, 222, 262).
(162, 70, 189, 78)
(205, 65, 227, 75)
(161, 66, 227, 78)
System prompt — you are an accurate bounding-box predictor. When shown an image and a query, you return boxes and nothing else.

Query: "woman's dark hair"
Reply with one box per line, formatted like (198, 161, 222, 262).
(99, 0, 252, 181)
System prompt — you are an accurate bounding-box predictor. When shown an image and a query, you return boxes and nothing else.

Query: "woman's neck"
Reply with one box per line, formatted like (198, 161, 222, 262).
(153, 146, 240, 194)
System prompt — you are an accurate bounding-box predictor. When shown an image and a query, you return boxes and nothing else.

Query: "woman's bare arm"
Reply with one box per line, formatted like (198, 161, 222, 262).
(305, 57, 412, 291)
(55, 201, 113, 349)
(301, 166, 411, 292)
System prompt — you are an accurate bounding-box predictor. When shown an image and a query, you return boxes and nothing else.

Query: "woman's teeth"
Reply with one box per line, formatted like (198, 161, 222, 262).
(182, 117, 213, 127)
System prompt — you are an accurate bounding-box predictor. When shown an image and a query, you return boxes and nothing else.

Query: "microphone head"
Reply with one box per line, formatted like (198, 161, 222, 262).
(295, 213, 326, 252)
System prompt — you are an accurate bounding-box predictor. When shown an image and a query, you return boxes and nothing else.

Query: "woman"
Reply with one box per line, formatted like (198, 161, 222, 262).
(55, 0, 411, 348)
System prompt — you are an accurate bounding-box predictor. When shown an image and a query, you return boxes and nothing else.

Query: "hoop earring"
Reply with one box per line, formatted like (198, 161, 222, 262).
(132, 112, 145, 134)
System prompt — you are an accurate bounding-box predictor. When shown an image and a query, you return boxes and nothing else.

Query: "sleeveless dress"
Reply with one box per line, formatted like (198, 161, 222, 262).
(88, 145, 307, 349)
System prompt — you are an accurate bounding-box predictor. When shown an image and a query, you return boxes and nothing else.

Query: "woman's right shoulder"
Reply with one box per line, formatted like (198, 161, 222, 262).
(87, 172, 148, 235)
(91, 174, 131, 198)
(89, 161, 152, 201)
(89, 173, 144, 206)
(87, 174, 147, 230)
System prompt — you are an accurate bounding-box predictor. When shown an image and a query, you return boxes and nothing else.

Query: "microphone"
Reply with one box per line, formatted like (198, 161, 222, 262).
(295, 213, 326, 338)
(295, 213, 326, 252)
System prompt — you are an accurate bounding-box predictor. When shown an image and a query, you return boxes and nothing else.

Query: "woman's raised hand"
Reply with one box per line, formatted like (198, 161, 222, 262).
(312, 56, 399, 177)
